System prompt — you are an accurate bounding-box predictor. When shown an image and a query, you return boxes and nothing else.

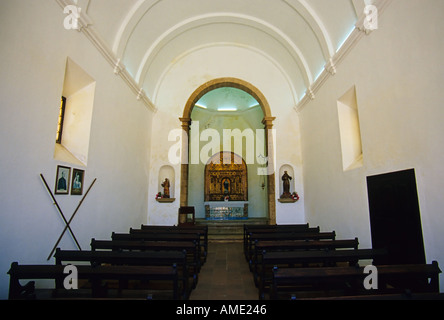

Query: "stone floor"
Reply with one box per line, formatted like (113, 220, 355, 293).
(189, 241, 258, 300)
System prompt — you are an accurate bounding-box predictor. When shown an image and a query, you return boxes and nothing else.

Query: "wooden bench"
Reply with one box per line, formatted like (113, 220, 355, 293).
(246, 231, 336, 265)
(111, 232, 202, 270)
(243, 224, 314, 258)
(258, 247, 388, 299)
(251, 238, 360, 286)
(270, 261, 441, 300)
(54, 248, 191, 299)
(90, 238, 200, 289)
(7, 262, 179, 300)
(245, 227, 321, 260)
(129, 227, 207, 266)
(300, 292, 444, 300)
(243, 223, 311, 238)
(129, 226, 208, 264)
(140, 225, 208, 262)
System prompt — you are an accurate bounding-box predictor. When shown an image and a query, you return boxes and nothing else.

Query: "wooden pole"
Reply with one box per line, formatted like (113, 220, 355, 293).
(45, 177, 97, 260)
(40, 174, 82, 251)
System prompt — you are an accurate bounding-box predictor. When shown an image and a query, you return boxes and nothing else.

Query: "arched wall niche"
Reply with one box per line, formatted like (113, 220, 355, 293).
(180, 77, 277, 224)
(158, 165, 175, 199)
(279, 164, 296, 197)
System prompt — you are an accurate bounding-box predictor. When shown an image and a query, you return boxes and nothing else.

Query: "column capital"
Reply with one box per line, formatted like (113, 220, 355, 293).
(179, 117, 192, 131)
(262, 116, 276, 129)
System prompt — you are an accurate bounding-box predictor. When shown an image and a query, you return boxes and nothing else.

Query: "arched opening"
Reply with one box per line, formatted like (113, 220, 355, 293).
(180, 78, 276, 224)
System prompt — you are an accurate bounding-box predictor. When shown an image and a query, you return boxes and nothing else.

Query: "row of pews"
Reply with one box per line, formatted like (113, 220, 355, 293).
(243, 223, 442, 300)
(7, 224, 208, 300)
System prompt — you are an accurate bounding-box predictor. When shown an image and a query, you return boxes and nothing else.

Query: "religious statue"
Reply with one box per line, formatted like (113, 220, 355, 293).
(281, 171, 292, 198)
(161, 178, 170, 198)
(223, 178, 230, 194)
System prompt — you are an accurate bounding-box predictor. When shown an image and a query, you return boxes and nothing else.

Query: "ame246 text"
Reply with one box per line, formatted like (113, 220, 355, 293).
(176, 304, 267, 317)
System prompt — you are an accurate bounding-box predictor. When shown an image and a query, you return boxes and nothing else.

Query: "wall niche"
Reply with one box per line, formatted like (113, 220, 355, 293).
(157, 165, 175, 202)
(278, 164, 298, 203)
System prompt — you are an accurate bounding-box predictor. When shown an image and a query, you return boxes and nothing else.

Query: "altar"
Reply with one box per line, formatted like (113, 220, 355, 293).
(204, 201, 248, 220)
(203, 152, 249, 220)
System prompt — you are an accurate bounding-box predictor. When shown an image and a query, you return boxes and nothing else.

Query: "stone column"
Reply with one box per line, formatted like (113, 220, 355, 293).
(262, 117, 277, 225)
(179, 118, 191, 207)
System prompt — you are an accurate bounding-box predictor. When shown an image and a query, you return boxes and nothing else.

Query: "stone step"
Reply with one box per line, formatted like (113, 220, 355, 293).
(196, 218, 269, 241)
(196, 218, 268, 226)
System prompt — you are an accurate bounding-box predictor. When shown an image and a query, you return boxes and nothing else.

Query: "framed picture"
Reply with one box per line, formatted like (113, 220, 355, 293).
(71, 169, 85, 195)
(55, 165, 71, 195)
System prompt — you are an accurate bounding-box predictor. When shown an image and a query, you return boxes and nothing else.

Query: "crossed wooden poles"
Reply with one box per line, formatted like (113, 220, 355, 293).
(40, 174, 97, 260)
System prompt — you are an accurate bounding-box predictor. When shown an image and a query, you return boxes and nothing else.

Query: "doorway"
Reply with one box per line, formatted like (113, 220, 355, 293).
(366, 169, 426, 265)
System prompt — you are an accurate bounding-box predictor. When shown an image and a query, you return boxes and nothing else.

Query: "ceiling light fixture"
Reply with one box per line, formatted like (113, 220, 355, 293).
(195, 103, 207, 109)
(217, 107, 238, 112)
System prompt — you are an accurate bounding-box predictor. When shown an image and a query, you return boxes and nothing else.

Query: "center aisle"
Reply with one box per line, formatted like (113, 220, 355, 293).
(190, 241, 258, 300)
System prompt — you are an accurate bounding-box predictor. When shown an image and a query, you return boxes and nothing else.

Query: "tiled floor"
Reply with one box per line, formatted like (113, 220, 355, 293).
(190, 241, 258, 300)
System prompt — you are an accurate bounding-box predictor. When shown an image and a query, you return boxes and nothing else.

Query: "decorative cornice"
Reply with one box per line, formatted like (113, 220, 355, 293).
(295, 0, 393, 113)
(113, 59, 123, 75)
(306, 87, 316, 100)
(55, 0, 157, 113)
(325, 58, 337, 76)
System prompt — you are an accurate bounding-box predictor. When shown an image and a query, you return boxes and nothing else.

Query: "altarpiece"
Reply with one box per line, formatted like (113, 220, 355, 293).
(204, 152, 248, 219)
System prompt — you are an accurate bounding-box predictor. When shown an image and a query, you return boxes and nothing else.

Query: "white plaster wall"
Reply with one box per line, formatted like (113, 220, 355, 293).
(62, 81, 96, 165)
(299, 0, 444, 289)
(0, 1, 153, 298)
(148, 44, 305, 225)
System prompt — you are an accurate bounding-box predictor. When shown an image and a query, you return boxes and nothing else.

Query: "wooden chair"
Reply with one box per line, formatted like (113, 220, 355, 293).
(178, 206, 195, 226)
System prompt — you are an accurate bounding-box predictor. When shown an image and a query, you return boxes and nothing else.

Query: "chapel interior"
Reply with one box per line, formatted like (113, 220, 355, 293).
(1, 0, 443, 300)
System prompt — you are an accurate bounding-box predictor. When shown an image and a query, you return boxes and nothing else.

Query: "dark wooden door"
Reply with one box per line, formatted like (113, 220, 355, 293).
(366, 169, 425, 265)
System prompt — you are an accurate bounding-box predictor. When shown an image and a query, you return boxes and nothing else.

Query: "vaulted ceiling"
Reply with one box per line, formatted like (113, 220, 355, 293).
(64, 0, 376, 108)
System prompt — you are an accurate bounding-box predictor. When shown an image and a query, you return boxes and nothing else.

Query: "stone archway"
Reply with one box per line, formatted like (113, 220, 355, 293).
(179, 78, 276, 225)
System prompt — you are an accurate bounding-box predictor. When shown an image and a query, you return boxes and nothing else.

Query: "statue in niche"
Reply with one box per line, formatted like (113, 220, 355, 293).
(161, 178, 170, 198)
(281, 171, 292, 198)
(222, 178, 230, 194)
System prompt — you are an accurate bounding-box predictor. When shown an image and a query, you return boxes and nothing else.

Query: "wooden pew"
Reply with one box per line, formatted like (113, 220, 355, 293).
(300, 292, 444, 300)
(131, 227, 207, 264)
(270, 261, 441, 300)
(243, 223, 311, 238)
(111, 232, 202, 270)
(129, 227, 207, 267)
(7, 262, 178, 300)
(251, 238, 360, 286)
(243, 224, 314, 259)
(246, 231, 336, 265)
(140, 224, 208, 262)
(258, 247, 388, 299)
(90, 238, 199, 289)
(244, 226, 321, 261)
(54, 248, 191, 299)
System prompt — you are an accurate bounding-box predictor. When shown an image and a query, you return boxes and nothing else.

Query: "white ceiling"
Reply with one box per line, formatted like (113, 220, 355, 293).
(194, 87, 260, 113)
(68, 0, 368, 106)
